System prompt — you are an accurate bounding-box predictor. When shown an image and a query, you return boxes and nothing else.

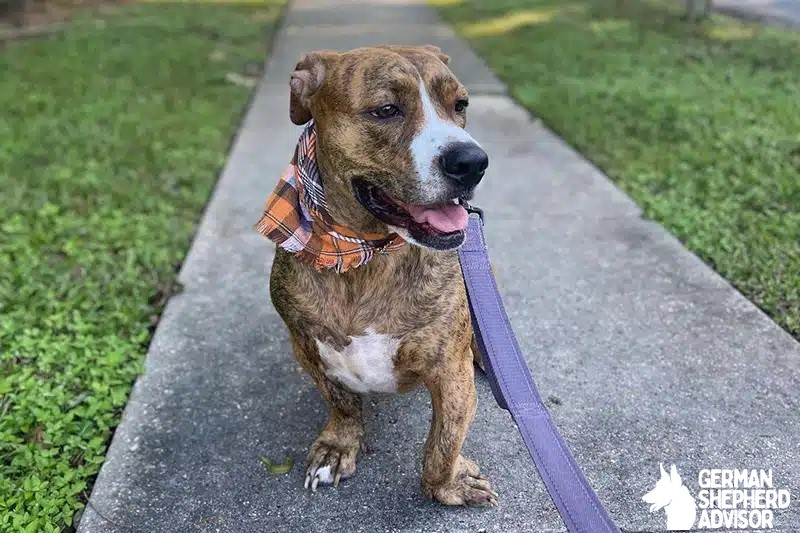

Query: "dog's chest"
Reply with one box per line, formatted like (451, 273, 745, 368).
(315, 328, 400, 393)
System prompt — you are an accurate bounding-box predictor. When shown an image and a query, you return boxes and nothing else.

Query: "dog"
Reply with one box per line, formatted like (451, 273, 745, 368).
(642, 464, 698, 530)
(256, 44, 496, 506)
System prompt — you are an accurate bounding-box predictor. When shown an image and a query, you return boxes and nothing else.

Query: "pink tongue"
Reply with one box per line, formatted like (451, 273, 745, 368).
(405, 203, 469, 233)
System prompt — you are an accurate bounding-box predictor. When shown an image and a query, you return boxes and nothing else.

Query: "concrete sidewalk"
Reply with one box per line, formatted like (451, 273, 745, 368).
(79, 1, 800, 532)
(713, 0, 800, 27)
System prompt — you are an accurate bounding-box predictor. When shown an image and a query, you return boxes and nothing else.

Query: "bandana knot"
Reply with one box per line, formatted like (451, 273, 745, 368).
(255, 122, 406, 273)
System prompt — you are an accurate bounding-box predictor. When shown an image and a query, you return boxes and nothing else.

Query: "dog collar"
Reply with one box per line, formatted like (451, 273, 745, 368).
(255, 122, 406, 273)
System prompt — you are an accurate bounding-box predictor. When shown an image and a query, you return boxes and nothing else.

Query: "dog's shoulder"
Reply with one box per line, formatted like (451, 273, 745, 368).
(269, 247, 465, 337)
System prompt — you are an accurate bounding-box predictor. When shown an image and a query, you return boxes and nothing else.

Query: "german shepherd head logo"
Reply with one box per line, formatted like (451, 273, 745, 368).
(643, 464, 697, 531)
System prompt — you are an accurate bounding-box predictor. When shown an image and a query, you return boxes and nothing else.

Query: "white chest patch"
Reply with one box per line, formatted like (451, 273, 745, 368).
(315, 329, 400, 393)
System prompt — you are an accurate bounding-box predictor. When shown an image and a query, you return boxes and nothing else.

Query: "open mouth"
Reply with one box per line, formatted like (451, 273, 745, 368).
(352, 178, 469, 250)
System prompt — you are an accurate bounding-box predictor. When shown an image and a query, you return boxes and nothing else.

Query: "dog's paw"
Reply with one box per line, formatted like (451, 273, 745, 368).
(304, 439, 358, 492)
(423, 457, 499, 507)
(426, 474, 499, 507)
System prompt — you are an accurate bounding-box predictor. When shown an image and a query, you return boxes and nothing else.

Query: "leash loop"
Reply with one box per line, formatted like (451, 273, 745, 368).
(459, 199, 484, 224)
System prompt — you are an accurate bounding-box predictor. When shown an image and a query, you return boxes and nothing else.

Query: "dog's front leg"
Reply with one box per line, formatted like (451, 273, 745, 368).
(290, 333, 364, 491)
(421, 352, 498, 506)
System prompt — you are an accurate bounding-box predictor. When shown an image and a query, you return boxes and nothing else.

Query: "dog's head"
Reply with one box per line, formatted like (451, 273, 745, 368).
(289, 45, 487, 250)
(642, 464, 684, 512)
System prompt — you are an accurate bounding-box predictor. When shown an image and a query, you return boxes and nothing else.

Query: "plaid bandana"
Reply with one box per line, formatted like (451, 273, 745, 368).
(255, 122, 406, 273)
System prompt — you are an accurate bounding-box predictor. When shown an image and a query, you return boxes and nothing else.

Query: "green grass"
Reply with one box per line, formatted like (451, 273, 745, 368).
(0, 2, 284, 530)
(436, 0, 800, 337)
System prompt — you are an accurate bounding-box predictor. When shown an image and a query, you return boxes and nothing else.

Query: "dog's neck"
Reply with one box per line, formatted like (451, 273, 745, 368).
(255, 122, 406, 273)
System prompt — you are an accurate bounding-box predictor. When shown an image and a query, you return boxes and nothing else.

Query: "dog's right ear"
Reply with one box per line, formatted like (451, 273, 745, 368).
(420, 44, 450, 65)
(289, 51, 337, 125)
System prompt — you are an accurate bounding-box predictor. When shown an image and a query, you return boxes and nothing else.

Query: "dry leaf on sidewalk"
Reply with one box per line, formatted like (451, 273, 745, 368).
(260, 456, 295, 475)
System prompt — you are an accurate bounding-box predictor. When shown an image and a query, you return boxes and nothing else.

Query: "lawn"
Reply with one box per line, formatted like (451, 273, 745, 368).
(435, 0, 800, 338)
(0, 2, 284, 531)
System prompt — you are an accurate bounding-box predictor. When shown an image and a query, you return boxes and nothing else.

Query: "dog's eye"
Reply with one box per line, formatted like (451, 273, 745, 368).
(370, 104, 401, 119)
(455, 99, 469, 113)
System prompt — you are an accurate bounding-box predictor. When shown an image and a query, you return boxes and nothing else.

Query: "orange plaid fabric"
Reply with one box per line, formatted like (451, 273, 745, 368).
(255, 122, 406, 273)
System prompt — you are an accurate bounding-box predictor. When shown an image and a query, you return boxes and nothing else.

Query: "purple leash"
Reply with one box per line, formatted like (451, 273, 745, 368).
(458, 213, 619, 533)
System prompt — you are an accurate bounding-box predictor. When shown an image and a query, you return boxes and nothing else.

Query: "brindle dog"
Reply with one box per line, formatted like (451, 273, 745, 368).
(269, 45, 496, 506)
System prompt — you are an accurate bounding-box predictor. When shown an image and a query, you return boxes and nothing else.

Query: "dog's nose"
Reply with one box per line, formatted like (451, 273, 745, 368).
(439, 143, 488, 189)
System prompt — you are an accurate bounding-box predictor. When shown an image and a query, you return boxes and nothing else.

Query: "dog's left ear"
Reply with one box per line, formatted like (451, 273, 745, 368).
(289, 50, 338, 125)
(420, 44, 450, 65)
